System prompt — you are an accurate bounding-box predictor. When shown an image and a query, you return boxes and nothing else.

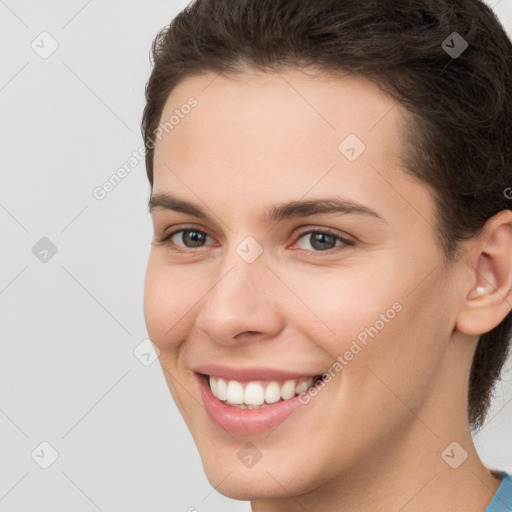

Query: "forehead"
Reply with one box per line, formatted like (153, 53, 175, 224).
(151, 68, 429, 222)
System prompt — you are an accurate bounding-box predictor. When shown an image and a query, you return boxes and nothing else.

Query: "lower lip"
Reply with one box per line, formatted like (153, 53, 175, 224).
(196, 374, 305, 435)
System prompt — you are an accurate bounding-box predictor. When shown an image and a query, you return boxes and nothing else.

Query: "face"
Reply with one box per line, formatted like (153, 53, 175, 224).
(144, 68, 463, 500)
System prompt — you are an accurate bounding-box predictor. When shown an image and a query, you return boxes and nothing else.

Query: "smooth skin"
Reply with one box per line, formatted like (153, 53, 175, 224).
(144, 67, 512, 512)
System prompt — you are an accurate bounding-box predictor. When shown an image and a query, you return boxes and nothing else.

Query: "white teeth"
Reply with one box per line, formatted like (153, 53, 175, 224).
(226, 380, 244, 404)
(208, 376, 316, 406)
(265, 381, 281, 404)
(295, 379, 310, 394)
(244, 382, 265, 405)
(280, 380, 296, 400)
(216, 378, 227, 401)
(209, 376, 218, 397)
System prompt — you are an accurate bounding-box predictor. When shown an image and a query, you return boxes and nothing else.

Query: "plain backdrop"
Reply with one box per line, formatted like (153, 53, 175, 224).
(1, 1, 512, 511)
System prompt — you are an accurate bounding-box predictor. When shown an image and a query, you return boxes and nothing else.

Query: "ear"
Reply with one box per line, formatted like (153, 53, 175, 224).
(456, 210, 512, 336)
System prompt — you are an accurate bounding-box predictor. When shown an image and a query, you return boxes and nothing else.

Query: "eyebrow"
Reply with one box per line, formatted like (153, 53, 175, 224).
(148, 192, 385, 223)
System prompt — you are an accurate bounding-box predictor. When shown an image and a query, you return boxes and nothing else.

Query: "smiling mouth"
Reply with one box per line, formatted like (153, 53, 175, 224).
(205, 374, 323, 409)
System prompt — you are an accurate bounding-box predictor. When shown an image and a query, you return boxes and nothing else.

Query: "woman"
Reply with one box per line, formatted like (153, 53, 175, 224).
(142, 0, 512, 510)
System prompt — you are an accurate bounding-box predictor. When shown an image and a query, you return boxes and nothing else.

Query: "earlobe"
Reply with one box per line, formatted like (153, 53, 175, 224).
(456, 210, 512, 336)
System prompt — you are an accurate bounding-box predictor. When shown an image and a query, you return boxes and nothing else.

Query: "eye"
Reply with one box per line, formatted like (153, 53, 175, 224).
(160, 228, 214, 249)
(157, 226, 353, 254)
(294, 229, 353, 252)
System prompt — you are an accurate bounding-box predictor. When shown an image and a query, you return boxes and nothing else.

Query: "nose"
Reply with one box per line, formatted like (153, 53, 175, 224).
(194, 248, 285, 346)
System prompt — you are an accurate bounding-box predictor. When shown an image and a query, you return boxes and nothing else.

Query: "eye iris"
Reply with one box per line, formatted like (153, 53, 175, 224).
(182, 230, 206, 247)
(310, 232, 336, 251)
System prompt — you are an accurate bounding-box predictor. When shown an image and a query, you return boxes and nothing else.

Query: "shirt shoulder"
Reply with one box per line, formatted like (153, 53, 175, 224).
(485, 471, 512, 512)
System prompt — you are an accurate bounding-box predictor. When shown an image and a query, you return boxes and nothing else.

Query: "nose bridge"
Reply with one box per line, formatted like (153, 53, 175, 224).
(195, 241, 282, 343)
(212, 234, 271, 302)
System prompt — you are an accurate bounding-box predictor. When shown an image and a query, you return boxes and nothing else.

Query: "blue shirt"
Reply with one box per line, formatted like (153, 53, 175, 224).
(485, 472, 512, 511)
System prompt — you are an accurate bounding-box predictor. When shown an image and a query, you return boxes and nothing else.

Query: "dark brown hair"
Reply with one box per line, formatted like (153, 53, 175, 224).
(142, 0, 512, 430)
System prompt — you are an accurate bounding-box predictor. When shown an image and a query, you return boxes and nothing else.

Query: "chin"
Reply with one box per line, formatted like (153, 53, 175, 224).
(194, 436, 330, 501)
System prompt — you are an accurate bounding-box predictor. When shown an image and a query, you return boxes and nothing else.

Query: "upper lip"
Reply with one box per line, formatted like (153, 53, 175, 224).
(194, 364, 321, 382)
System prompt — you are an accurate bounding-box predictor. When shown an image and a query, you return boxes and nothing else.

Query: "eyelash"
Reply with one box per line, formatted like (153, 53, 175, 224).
(157, 226, 355, 254)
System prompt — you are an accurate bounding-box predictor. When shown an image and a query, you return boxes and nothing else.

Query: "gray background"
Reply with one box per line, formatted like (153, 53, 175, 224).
(1, 1, 511, 510)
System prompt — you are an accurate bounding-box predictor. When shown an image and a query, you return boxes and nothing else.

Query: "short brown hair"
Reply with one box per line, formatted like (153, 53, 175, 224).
(142, 0, 512, 430)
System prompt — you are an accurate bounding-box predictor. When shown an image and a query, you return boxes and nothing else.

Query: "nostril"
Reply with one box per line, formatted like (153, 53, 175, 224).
(236, 331, 263, 339)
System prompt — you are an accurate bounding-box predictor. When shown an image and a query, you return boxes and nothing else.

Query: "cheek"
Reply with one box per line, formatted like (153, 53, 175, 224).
(287, 258, 451, 393)
(143, 254, 204, 351)
(338, 272, 453, 417)
(278, 265, 400, 358)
